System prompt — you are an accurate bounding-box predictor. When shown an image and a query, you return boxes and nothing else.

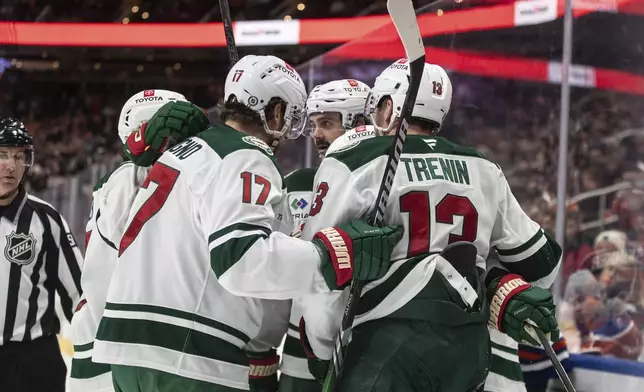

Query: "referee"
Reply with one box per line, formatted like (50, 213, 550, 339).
(0, 118, 83, 392)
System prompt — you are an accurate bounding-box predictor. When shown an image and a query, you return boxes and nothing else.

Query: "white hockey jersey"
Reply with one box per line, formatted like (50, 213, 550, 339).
(93, 124, 330, 389)
(300, 126, 562, 361)
(70, 162, 149, 392)
(279, 168, 318, 381)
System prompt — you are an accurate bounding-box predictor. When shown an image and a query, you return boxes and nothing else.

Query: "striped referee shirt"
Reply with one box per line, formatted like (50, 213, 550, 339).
(0, 188, 83, 346)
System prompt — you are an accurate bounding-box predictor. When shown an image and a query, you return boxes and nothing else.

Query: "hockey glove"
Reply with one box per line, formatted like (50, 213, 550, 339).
(312, 219, 403, 291)
(488, 273, 560, 346)
(123, 101, 210, 167)
(298, 317, 329, 384)
(247, 349, 279, 392)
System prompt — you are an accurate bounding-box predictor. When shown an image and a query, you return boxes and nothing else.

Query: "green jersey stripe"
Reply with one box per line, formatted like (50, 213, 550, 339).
(282, 334, 307, 359)
(70, 357, 111, 380)
(96, 317, 248, 366)
(490, 341, 518, 356)
(73, 342, 94, 353)
(208, 223, 271, 244)
(196, 124, 284, 181)
(328, 135, 493, 173)
(496, 230, 543, 257)
(490, 353, 524, 382)
(498, 231, 562, 283)
(104, 302, 250, 344)
(211, 234, 267, 278)
(357, 254, 431, 316)
(95, 210, 118, 251)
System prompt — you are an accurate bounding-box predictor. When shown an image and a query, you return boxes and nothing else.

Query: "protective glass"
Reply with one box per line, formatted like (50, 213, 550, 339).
(285, 105, 308, 139)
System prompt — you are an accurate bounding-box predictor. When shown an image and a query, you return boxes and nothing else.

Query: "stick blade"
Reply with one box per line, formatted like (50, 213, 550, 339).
(386, 0, 425, 62)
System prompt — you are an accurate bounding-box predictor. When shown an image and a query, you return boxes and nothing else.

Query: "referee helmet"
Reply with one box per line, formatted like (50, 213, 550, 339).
(0, 118, 34, 167)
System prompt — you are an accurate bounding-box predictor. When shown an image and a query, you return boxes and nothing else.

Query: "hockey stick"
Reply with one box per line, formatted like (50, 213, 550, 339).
(533, 327, 577, 392)
(218, 0, 239, 67)
(321, 0, 425, 390)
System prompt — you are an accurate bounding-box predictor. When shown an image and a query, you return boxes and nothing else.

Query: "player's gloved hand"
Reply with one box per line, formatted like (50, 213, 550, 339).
(123, 101, 210, 166)
(487, 273, 560, 346)
(298, 317, 329, 384)
(247, 349, 280, 392)
(312, 219, 403, 291)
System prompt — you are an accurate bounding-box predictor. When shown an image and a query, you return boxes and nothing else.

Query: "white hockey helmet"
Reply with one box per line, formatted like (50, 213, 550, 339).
(224, 55, 307, 143)
(305, 79, 371, 134)
(365, 59, 452, 134)
(117, 89, 187, 144)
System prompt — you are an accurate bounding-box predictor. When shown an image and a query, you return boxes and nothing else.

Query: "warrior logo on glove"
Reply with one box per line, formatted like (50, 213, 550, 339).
(312, 219, 403, 291)
(488, 273, 560, 346)
(315, 227, 353, 286)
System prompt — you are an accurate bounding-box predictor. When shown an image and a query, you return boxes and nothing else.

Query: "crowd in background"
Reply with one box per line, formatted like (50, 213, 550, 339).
(2, 0, 644, 360)
(442, 76, 644, 361)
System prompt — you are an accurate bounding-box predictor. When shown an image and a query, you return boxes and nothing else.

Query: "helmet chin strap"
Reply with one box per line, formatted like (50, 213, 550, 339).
(270, 133, 287, 153)
(262, 118, 290, 152)
(371, 113, 398, 136)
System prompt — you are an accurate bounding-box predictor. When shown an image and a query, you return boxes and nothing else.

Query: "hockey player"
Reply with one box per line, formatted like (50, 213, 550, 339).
(278, 79, 371, 392)
(69, 89, 194, 392)
(92, 55, 402, 392)
(298, 59, 563, 392)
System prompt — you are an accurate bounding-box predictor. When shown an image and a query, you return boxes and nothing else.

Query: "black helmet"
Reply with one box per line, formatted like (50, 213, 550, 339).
(0, 118, 33, 147)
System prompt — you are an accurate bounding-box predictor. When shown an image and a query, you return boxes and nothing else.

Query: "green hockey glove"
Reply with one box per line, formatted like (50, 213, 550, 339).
(312, 219, 403, 291)
(298, 317, 329, 384)
(488, 273, 560, 346)
(247, 349, 279, 392)
(123, 101, 210, 166)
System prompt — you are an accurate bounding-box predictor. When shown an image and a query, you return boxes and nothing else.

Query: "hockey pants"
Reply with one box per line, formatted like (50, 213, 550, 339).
(336, 272, 491, 392)
(111, 364, 247, 392)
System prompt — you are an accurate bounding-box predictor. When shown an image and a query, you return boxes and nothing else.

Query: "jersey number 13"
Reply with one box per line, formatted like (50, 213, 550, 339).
(400, 191, 479, 258)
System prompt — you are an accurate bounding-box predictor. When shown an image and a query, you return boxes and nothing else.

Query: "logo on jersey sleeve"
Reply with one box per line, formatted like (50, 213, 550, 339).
(5, 232, 37, 265)
(242, 136, 274, 156)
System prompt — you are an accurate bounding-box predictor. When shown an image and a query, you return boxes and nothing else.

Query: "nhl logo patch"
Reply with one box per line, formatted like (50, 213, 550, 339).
(5, 232, 37, 266)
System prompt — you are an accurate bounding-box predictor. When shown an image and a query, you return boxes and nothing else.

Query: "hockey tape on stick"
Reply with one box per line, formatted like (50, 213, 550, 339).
(529, 325, 577, 392)
(323, 0, 425, 389)
(218, 0, 239, 67)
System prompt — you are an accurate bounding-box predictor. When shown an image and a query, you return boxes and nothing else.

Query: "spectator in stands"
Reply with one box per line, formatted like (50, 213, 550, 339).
(563, 210, 594, 283)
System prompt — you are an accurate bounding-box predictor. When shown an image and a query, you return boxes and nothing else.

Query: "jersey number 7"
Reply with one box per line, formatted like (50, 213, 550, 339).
(119, 163, 180, 256)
